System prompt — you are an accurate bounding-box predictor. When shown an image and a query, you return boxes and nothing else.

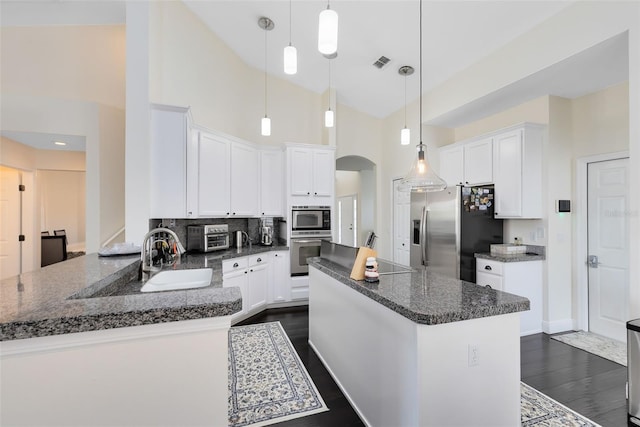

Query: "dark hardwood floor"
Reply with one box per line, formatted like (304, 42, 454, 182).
(238, 307, 628, 426)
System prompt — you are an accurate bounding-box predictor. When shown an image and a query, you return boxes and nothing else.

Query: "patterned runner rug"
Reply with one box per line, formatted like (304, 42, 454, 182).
(551, 331, 627, 366)
(521, 382, 601, 426)
(228, 322, 328, 427)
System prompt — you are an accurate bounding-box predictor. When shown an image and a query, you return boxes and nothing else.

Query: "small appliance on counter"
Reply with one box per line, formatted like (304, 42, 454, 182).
(260, 217, 274, 246)
(235, 230, 250, 249)
(187, 224, 229, 252)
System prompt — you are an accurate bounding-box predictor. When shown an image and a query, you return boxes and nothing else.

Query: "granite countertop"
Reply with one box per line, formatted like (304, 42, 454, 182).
(475, 244, 546, 263)
(0, 244, 288, 341)
(307, 257, 529, 325)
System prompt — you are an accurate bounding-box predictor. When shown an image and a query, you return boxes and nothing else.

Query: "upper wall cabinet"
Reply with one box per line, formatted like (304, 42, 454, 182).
(286, 145, 336, 206)
(438, 137, 493, 187)
(260, 149, 284, 216)
(195, 131, 231, 217)
(230, 142, 259, 216)
(150, 104, 191, 219)
(493, 124, 543, 219)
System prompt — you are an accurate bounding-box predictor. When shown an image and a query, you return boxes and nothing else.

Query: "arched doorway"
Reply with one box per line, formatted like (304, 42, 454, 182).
(335, 155, 376, 247)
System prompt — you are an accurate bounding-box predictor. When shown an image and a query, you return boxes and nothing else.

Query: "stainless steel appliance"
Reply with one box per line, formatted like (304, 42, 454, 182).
(410, 186, 503, 283)
(290, 237, 330, 276)
(291, 206, 331, 237)
(187, 224, 230, 252)
(261, 225, 273, 246)
(629, 319, 640, 426)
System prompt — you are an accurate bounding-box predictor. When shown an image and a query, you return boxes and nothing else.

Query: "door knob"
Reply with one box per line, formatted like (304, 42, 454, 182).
(587, 255, 602, 268)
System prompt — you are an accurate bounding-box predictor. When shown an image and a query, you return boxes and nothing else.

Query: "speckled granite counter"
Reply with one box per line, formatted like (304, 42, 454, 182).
(475, 244, 546, 263)
(307, 257, 529, 325)
(0, 245, 287, 341)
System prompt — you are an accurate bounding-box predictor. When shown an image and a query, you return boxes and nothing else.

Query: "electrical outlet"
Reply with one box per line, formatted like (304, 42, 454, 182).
(468, 344, 480, 367)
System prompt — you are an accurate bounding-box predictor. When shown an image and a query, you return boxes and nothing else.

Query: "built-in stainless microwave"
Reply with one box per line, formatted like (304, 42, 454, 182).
(291, 206, 331, 237)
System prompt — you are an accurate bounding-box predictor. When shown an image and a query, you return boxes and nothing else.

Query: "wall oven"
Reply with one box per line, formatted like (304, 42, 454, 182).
(291, 206, 331, 237)
(290, 237, 330, 276)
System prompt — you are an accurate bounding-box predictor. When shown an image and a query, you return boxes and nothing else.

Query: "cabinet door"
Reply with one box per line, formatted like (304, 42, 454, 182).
(289, 148, 313, 196)
(270, 251, 291, 303)
(312, 150, 335, 198)
(197, 132, 231, 217)
(150, 106, 187, 218)
(248, 262, 269, 311)
(493, 130, 523, 218)
(260, 150, 283, 216)
(475, 271, 503, 291)
(230, 142, 259, 217)
(223, 269, 247, 320)
(438, 145, 464, 187)
(464, 138, 493, 185)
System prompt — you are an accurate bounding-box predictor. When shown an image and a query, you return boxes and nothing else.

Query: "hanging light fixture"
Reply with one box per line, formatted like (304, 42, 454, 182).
(325, 58, 334, 128)
(398, 0, 446, 192)
(318, 0, 338, 55)
(259, 17, 274, 136)
(398, 65, 414, 145)
(284, 0, 297, 75)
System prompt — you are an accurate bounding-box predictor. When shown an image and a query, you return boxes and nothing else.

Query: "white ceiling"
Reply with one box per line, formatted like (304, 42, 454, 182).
(0, 130, 86, 152)
(0, 0, 630, 148)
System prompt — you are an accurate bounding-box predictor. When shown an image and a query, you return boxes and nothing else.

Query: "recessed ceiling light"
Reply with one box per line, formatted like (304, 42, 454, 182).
(54, 141, 67, 146)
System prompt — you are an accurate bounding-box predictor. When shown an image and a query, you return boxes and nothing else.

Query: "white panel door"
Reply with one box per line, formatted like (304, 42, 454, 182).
(312, 150, 335, 198)
(493, 130, 523, 218)
(337, 195, 356, 246)
(393, 179, 411, 266)
(230, 142, 259, 217)
(588, 158, 629, 342)
(438, 146, 463, 187)
(197, 132, 230, 217)
(463, 137, 493, 185)
(0, 167, 20, 279)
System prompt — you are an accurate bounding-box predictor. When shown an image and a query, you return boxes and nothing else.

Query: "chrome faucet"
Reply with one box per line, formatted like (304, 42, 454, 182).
(141, 228, 186, 273)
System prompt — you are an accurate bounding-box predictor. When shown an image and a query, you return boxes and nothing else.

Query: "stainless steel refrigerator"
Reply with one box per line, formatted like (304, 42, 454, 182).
(410, 185, 504, 283)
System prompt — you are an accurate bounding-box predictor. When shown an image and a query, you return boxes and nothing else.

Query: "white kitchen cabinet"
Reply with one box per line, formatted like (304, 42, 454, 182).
(463, 137, 493, 185)
(222, 255, 269, 322)
(438, 137, 492, 187)
(150, 104, 191, 218)
(438, 145, 463, 187)
(269, 250, 291, 303)
(230, 142, 259, 217)
(286, 144, 336, 205)
(476, 257, 543, 336)
(493, 124, 543, 218)
(196, 131, 231, 217)
(260, 149, 284, 216)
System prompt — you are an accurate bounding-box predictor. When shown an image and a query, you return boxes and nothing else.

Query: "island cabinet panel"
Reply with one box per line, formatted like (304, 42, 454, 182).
(0, 318, 230, 427)
(309, 266, 522, 427)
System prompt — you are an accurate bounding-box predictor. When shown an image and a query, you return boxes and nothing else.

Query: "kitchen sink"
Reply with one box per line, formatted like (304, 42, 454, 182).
(140, 268, 213, 293)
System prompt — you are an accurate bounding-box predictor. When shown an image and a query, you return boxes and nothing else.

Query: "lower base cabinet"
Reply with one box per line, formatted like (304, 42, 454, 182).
(223, 255, 269, 322)
(269, 251, 291, 303)
(476, 258, 543, 336)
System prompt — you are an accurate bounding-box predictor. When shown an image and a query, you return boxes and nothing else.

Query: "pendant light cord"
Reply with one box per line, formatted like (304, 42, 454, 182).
(264, 26, 268, 117)
(404, 74, 407, 127)
(289, 0, 292, 45)
(419, 0, 423, 148)
(328, 59, 332, 110)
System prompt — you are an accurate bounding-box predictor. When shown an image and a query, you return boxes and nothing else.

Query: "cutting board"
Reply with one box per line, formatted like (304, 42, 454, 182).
(350, 247, 378, 281)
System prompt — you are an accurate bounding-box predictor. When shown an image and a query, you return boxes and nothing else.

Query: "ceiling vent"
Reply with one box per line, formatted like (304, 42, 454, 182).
(372, 56, 390, 69)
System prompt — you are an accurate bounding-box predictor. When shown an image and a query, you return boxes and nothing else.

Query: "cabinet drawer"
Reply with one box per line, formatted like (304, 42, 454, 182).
(476, 272, 503, 291)
(223, 257, 248, 274)
(249, 254, 268, 266)
(476, 258, 503, 276)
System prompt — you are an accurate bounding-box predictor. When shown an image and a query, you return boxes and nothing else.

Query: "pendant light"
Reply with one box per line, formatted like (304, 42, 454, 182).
(259, 17, 274, 136)
(318, 0, 338, 55)
(398, 65, 414, 145)
(398, 0, 446, 193)
(284, 0, 297, 75)
(325, 58, 334, 128)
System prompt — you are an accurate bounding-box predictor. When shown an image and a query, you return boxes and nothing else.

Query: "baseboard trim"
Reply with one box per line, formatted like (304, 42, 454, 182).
(542, 319, 574, 334)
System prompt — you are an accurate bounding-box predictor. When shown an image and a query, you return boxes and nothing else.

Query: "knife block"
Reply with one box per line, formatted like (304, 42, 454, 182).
(350, 247, 378, 281)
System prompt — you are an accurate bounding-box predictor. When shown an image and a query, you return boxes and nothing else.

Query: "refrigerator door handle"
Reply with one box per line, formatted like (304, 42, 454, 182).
(421, 207, 428, 266)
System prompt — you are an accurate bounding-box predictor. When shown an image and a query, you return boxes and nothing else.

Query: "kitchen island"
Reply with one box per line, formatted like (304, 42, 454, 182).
(0, 246, 283, 426)
(308, 257, 529, 427)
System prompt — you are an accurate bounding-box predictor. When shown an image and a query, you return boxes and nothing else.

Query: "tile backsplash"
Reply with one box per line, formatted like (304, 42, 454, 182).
(149, 217, 286, 250)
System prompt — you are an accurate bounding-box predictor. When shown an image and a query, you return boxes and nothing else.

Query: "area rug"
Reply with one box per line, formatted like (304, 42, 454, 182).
(521, 382, 601, 426)
(228, 322, 328, 427)
(551, 331, 627, 366)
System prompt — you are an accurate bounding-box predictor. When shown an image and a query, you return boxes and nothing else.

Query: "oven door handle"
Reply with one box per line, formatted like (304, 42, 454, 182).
(293, 239, 322, 244)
